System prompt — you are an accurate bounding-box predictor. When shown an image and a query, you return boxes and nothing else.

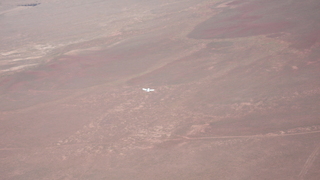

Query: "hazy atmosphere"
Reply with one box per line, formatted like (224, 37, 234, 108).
(1, 0, 320, 179)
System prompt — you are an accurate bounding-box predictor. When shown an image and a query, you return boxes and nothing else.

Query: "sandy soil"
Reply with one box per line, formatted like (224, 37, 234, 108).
(1, 0, 320, 179)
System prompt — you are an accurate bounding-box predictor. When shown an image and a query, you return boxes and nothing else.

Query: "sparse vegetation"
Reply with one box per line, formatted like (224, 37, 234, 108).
(18, 3, 40, 7)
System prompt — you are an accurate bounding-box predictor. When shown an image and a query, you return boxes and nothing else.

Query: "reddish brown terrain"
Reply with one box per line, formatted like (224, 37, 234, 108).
(1, 0, 320, 179)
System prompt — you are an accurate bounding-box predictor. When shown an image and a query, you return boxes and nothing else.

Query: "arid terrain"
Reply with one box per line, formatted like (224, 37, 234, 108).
(1, 0, 320, 179)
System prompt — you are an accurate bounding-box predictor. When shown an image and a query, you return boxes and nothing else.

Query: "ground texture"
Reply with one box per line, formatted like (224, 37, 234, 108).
(1, 0, 320, 179)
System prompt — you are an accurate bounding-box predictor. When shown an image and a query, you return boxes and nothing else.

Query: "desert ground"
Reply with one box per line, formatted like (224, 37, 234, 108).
(1, 0, 320, 179)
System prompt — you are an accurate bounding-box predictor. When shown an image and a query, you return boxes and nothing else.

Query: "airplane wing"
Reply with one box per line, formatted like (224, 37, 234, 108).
(142, 88, 154, 92)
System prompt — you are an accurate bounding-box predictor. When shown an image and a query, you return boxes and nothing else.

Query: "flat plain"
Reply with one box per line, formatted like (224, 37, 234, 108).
(1, 0, 320, 179)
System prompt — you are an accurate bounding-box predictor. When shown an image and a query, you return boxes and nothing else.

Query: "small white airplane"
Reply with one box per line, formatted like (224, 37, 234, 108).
(142, 88, 155, 92)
